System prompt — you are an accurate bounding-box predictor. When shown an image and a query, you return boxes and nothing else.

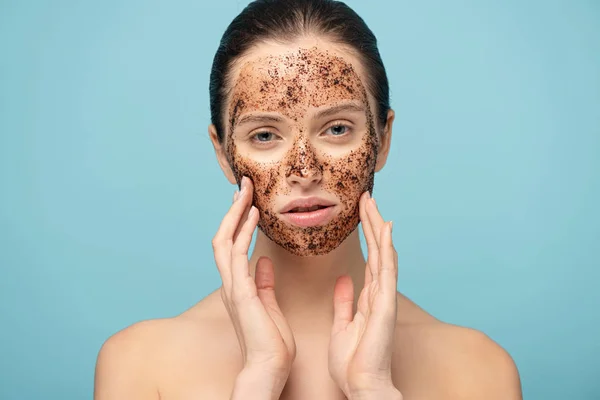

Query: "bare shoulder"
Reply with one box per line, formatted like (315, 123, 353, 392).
(94, 289, 234, 399)
(94, 318, 169, 399)
(429, 323, 521, 399)
(394, 296, 522, 399)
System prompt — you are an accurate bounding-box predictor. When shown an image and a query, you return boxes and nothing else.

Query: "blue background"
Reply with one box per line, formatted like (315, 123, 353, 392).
(1, 1, 599, 399)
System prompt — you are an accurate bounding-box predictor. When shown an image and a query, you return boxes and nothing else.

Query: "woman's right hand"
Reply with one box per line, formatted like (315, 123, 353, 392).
(212, 176, 296, 392)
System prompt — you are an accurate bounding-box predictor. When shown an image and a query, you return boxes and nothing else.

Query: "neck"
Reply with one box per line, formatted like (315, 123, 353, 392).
(248, 228, 366, 334)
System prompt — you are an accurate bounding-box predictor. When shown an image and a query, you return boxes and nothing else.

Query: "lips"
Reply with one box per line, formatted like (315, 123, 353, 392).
(280, 197, 336, 214)
(288, 205, 328, 213)
(279, 197, 337, 227)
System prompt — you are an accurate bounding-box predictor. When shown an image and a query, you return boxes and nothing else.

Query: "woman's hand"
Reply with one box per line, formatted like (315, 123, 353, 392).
(212, 176, 296, 397)
(328, 192, 402, 399)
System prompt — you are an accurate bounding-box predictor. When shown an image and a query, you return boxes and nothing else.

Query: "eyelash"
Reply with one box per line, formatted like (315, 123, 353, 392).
(249, 121, 352, 145)
(249, 130, 280, 145)
(323, 121, 352, 138)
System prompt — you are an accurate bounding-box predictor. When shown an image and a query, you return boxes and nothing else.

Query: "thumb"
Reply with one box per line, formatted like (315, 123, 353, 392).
(331, 275, 354, 335)
(255, 256, 278, 310)
(255, 256, 297, 355)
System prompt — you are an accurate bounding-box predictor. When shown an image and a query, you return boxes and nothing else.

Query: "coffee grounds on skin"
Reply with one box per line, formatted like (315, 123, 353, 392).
(225, 47, 379, 256)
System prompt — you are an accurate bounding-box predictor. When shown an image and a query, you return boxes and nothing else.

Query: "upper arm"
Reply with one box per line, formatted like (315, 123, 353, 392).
(94, 321, 161, 400)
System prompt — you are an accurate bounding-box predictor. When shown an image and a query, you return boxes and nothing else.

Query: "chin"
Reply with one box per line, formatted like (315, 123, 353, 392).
(258, 214, 360, 257)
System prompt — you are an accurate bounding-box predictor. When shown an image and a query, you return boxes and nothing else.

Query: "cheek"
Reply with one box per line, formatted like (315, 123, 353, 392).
(230, 155, 280, 207)
(326, 138, 378, 200)
(328, 158, 366, 197)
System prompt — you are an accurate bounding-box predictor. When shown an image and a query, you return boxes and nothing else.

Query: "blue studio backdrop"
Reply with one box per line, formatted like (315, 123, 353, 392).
(0, 1, 599, 399)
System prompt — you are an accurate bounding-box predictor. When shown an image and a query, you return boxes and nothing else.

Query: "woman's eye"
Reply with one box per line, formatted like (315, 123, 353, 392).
(253, 131, 275, 142)
(326, 124, 349, 136)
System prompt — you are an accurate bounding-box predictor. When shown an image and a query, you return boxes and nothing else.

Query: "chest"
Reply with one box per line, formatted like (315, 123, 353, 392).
(156, 327, 439, 400)
(158, 342, 349, 399)
(159, 366, 348, 400)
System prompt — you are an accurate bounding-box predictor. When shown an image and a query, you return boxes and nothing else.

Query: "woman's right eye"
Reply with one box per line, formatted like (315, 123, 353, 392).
(251, 131, 275, 143)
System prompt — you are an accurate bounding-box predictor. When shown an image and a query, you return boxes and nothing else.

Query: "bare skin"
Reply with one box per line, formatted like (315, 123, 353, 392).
(94, 291, 521, 399)
(94, 37, 522, 400)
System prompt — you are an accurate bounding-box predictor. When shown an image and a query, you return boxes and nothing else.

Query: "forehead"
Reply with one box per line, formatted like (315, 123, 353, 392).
(227, 43, 371, 117)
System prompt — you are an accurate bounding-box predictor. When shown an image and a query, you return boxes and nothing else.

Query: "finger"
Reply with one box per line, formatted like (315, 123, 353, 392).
(236, 294, 293, 367)
(233, 207, 251, 243)
(378, 222, 398, 302)
(359, 197, 373, 288)
(367, 197, 385, 249)
(359, 192, 378, 284)
(234, 256, 296, 365)
(357, 295, 396, 371)
(255, 256, 277, 308)
(230, 190, 247, 244)
(231, 206, 260, 299)
(357, 224, 398, 370)
(214, 176, 253, 243)
(212, 176, 253, 270)
(331, 275, 355, 335)
(363, 259, 373, 290)
(255, 256, 296, 356)
(359, 192, 375, 244)
(233, 180, 254, 243)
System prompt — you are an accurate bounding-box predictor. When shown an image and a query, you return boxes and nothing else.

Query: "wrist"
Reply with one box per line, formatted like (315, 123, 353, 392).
(349, 386, 403, 400)
(230, 367, 290, 400)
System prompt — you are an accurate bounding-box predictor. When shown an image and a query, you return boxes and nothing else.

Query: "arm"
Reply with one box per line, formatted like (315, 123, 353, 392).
(349, 386, 403, 400)
(230, 367, 290, 400)
(93, 322, 160, 400)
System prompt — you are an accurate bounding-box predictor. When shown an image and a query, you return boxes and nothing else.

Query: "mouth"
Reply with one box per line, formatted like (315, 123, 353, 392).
(280, 197, 337, 227)
(286, 205, 330, 213)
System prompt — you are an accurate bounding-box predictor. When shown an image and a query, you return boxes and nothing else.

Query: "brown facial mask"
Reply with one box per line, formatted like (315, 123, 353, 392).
(226, 47, 379, 256)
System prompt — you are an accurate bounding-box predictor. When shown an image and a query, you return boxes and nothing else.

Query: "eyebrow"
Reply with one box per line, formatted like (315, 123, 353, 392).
(236, 114, 284, 127)
(234, 102, 366, 128)
(313, 103, 366, 120)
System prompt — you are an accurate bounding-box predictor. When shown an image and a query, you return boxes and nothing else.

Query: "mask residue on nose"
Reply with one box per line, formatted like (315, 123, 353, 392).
(225, 47, 379, 256)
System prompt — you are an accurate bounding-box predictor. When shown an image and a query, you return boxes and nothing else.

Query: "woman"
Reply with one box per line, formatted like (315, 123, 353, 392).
(94, 0, 522, 399)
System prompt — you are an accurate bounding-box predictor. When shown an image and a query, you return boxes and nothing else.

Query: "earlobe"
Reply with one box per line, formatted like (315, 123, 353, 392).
(374, 109, 395, 172)
(208, 124, 237, 185)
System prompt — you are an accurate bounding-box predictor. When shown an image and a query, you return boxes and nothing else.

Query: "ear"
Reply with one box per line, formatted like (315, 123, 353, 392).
(208, 124, 238, 185)
(375, 109, 395, 172)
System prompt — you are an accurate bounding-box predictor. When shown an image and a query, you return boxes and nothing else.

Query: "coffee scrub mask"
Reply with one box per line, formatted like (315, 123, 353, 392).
(225, 47, 379, 256)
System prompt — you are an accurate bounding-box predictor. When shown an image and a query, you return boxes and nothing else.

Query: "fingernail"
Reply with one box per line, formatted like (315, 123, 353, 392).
(249, 206, 257, 218)
(239, 177, 247, 196)
(390, 221, 393, 232)
(233, 190, 239, 202)
(365, 191, 371, 199)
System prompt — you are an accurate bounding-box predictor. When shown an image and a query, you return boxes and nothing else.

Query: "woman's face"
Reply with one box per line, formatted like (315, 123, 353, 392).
(224, 43, 380, 256)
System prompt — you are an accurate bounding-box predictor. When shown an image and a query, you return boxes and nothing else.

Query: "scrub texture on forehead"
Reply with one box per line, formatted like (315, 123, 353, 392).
(226, 47, 379, 256)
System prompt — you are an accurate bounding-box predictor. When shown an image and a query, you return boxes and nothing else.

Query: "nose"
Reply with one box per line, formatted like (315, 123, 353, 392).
(285, 138, 322, 187)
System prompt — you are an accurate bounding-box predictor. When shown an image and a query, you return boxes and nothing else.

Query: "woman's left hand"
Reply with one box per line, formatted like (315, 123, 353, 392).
(328, 192, 402, 400)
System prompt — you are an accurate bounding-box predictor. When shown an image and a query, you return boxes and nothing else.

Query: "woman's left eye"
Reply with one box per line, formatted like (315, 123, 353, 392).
(326, 124, 349, 136)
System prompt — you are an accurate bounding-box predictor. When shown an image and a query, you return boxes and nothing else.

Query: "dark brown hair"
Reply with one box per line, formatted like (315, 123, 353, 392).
(209, 0, 390, 142)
